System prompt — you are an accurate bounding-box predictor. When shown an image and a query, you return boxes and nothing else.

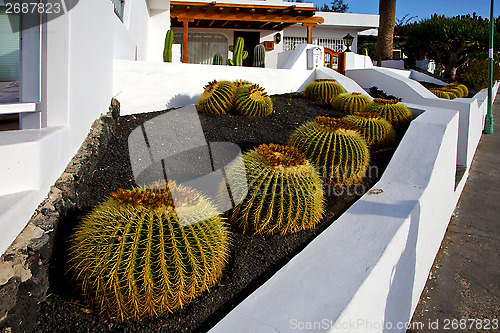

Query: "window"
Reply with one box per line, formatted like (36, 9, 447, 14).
(283, 36, 345, 53)
(174, 32, 228, 65)
(111, 0, 125, 21)
(0, 6, 19, 83)
(283, 36, 307, 52)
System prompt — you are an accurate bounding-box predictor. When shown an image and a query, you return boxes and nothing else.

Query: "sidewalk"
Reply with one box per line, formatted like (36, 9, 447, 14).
(409, 95, 500, 331)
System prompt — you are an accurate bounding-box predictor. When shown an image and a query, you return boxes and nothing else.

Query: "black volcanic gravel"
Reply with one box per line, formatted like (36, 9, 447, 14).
(33, 93, 398, 333)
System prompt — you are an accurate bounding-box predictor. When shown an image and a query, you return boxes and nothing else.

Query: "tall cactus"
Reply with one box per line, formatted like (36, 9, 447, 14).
(229, 144, 324, 235)
(253, 44, 265, 67)
(227, 37, 248, 66)
(163, 29, 173, 62)
(213, 53, 224, 65)
(68, 181, 229, 319)
(289, 117, 370, 185)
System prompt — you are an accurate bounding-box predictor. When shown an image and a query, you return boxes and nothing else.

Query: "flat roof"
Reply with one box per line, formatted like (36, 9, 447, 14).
(315, 12, 379, 29)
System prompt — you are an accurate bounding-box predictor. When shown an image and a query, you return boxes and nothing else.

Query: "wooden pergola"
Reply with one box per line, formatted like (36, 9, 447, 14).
(170, 1, 324, 63)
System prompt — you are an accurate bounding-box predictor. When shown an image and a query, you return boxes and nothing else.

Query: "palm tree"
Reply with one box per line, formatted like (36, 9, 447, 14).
(375, 0, 397, 60)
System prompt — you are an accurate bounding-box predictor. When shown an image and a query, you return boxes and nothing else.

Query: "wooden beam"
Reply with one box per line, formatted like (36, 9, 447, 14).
(171, 1, 317, 12)
(173, 12, 323, 25)
(208, 20, 215, 27)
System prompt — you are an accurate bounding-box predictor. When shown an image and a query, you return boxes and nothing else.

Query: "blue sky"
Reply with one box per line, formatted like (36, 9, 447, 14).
(312, 0, 500, 22)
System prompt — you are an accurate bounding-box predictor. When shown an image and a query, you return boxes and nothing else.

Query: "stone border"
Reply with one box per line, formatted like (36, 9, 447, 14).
(0, 99, 119, 333)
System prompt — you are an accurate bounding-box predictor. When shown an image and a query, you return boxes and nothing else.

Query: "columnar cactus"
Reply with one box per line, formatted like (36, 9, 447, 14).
(229, 144, 324, 235)
(68, 181, 229, 320)
(213, 53, 224, 65)
(289, 117, 370, 185)
(163, 29, 173, 62)
(227, 37, 248, 66)
(343, 112, 396, 149)
(303, 79, 346, 103)
(196, 80, 236, 115)
(233, 84, 273, 117)
(361, 98, 413, 130)
(331, 92, 372, 114)
(253, 44, 265, 67)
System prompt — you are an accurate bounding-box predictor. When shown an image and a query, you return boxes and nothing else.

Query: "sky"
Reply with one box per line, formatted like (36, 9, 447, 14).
(312, 0, 500, 22)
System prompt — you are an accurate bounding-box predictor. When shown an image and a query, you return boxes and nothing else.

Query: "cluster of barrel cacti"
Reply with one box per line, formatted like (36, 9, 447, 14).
(429, 83, 469, 99)
(196, 80, 273, 117)
(303, 79, 346, 103)
(68, 181, 229, 320)
(229, 143, 324, 235)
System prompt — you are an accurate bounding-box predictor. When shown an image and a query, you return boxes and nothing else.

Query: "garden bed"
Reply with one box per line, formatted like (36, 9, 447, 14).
(33, 93, 401, 333)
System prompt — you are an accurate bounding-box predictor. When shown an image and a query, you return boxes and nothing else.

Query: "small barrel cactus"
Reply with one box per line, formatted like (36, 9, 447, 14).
(253, 44, 265, 67)
(163, 29, 173, 62)
(343, 112, 396, 149)
(289, 117, 370, 185)
(429, 88, 451, 99)
(331, 92, 372, 114)
(440, 88, 458, 99)
(449, 83, 468, 97)
(361, 98, 413, 130)
(68, 181, 229, 319)
(233, 84, 273, 117)
(196, 80, 236, 115)
(229, 144, 324, 235)
(303, 79, 346, 103)
(213, 53, 224, 65)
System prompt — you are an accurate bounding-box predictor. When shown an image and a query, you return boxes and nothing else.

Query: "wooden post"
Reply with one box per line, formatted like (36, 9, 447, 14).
(302, 23, 317, 44)
(338, 52, 346, 75)
(182, 20, 189, 63)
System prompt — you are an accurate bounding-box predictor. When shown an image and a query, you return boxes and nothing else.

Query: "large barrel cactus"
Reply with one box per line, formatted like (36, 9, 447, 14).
(361, 98, 413, 130)
(289, 117, 370, 185)
(233, 84, 273, 117)
(68, 181, 229, 320)
(331, 92, 372, 114)
(229, 144, 324, 235)
(303, 79, 346, 103)
(196, 80, 236, 115)
(253, 44, 265, 67)
(343, 112, 396, 149)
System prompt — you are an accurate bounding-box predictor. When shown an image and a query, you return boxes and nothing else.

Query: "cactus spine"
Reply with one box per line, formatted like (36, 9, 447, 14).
(233, 84, 273, 117)
(253, 44, 265, 67)
(68, 182, 229, 319)
(331, 92, 372, 114)
(343, 112, 396, 149)
(289, 117, 370, 185)
(213, 53, 224, 65)
(303, 79, 346, 103)
(163, 29, 173, 62)
(227, 37, 248, 66)
(361, 98, 413, 130)
(196, 80, 236, 115)
(229, 144, 324, 235)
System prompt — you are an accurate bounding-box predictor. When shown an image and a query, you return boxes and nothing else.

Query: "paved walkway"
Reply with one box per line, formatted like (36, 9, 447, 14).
(409, 95, 500, 332)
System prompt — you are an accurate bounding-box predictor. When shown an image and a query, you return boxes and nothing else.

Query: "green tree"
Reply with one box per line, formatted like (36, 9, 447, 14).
(317, 0, 349, 12)
(402, 14, 500, 80)
(375, 0, 397, 60)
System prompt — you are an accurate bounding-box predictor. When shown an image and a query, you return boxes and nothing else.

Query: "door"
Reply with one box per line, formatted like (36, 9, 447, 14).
(233, 31, 260, 67)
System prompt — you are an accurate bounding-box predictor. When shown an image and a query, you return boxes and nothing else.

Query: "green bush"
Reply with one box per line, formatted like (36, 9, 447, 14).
(456, 59, 500, 91)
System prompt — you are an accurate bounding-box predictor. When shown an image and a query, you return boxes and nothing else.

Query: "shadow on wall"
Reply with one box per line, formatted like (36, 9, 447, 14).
(383, 201, 420, 332)
(297, 71, 316, 92)
(166, 94, 198, 109)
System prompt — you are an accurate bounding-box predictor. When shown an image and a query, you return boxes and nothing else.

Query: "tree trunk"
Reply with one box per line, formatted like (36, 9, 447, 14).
(443, 52, 459, 80)
(375, 0, 397, 61)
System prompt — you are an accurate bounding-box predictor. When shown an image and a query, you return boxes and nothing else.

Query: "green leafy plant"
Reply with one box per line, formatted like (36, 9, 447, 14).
(253, 44, 265, 67)
(229, 144, 324, 235)
(213, 53, 224, 65)
(196, 80, 236, 115)
(227, 37, 248, 66)
(343, 112, 396, 149)
(68, 181, 229, 320)
(357, 42, 376, 59)
(163, 29, 173, 62)
(233, 84, 273, 117)
(361, 98, 413, 131)
(456, 59, 500, 91)
(331, 92, 372, 114)
(289, 117, 370, 185)
(303, 79, 346, 103)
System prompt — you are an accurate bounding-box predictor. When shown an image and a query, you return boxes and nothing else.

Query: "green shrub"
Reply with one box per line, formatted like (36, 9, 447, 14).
(68, 181, 229, 319)
(229, 144, 324, 235)
(456, 59, 500, 91)
(289, 117, 370, 185)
